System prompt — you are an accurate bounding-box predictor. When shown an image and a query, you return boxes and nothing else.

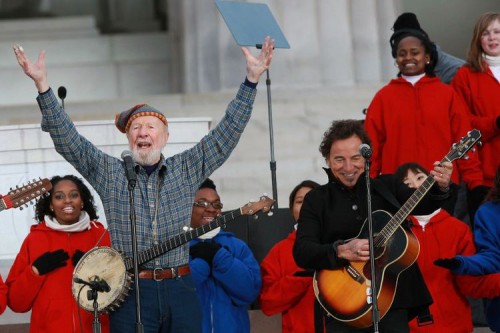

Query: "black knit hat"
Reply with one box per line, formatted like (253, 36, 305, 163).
(390, 12, 430, 55)
(392, 12, 428, 36)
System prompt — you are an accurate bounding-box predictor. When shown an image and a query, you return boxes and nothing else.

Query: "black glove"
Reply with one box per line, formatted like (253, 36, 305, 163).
(434, 258, 461, 270)
(190, 242, 221, 266)
(72, 249, 85, 266)
(33, 249, 69, 275)
(293, 270, 315, 277)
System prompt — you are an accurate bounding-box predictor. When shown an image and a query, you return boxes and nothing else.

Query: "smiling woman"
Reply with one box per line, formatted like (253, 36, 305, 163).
(5, 175, 111, 333)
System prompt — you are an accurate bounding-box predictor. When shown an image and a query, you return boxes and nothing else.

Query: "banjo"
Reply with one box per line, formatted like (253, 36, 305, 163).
(72, 195, 274, 313)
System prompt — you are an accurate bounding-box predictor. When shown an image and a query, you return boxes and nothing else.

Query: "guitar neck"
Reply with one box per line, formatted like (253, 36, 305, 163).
(376, 156, 452, 247)
(124, 208, 243, 270)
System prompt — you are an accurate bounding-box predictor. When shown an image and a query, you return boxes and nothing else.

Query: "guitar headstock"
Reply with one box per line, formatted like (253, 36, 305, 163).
(240, 195, 275, 217)
(445, 129, 482, 163)
(5, 178, 52, 210)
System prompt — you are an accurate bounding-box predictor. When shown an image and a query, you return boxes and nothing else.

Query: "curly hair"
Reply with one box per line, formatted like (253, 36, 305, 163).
(319, 119, 371, 159)
(466, 12, 500, 72)
(35, 175, 98, 222)
(485, 166, 500, 203)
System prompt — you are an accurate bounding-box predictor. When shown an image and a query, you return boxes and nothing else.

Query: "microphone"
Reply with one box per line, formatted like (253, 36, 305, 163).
(121, 150, 137, 188)
(73, 276, 111, 293)
(57, 86, 67, 109)
(359, 143, 372, 159)
(57, 86, 67, 100)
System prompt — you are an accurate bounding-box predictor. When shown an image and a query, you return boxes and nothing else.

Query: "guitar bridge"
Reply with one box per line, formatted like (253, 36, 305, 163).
(346, 264, 365, 284)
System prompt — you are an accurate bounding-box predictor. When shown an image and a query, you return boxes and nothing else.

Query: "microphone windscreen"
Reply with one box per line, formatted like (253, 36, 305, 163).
(359, 144, 372, 158)
(121, 150, 133, 159)
(57, 86, 67, 99)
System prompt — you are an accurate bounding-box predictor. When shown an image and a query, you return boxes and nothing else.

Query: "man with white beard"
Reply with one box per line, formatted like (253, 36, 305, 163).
(12, 36, 274, 333)
(189, 178, 261, 333)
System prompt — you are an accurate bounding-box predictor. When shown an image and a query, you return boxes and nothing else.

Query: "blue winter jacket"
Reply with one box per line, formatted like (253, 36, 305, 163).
(454, 202, 500, 275)
(189, 231, 261, 333)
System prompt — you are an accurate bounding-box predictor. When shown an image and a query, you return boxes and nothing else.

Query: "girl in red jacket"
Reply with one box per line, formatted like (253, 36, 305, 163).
(6, 175, 111, 333)
(259, 180, 320, 333)
(364, 19, 485, 218)
(451, 12, 500, 214)
(395, 163, 500, 333)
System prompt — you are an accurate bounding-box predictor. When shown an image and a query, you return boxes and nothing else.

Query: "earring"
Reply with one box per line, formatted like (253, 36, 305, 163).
(426, 61, 430, 64)
(394, 61, 399, 68)
(81, 204, 84, 209)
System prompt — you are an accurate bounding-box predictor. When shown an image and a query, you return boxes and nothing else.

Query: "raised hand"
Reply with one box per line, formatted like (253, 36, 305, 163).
(32, 249, 70, 275)
(12, 44, 49, 93)
(241, 36, 275, 83)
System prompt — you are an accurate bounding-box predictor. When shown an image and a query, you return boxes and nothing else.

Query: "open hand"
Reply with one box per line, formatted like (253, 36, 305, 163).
(241, 36, 275, 83)
(13, 44, 49, 93)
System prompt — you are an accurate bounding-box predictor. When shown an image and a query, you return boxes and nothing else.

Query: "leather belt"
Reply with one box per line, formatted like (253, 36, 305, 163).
(138, 265, 190, 281)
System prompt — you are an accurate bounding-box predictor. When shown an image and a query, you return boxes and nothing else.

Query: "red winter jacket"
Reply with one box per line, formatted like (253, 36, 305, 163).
(6, 221, 111, 333)
(409, 210, 487, 333)
(451, 65, 500, 187)
(260, 230, 317, 333)
(365, 76, 483, 189)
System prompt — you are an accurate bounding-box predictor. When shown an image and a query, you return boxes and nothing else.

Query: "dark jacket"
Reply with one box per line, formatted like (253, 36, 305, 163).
(293, 170, 434, 323)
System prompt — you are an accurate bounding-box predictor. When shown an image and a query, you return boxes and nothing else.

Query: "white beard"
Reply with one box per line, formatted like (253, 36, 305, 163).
(132, 148, 162, 166)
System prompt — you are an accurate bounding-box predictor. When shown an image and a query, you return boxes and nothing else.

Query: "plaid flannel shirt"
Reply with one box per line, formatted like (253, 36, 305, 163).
(36, 83, 256, 269)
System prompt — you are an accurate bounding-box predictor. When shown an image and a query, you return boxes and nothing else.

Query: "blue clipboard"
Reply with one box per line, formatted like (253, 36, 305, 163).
(216, 0, 290, 49)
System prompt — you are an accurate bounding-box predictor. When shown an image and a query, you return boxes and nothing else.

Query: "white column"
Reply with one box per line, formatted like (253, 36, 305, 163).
(318, 0, 355, 86)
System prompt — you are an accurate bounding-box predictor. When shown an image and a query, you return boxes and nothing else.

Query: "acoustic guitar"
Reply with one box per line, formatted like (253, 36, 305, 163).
(314, 129, 482, 328)
(0, 178, 52, 211)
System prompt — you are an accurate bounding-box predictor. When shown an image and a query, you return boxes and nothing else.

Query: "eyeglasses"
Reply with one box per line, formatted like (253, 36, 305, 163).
(193, 200, 223, 210)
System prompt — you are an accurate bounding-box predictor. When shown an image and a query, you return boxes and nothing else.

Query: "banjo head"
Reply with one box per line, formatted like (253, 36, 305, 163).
(72, 246, 131, 313)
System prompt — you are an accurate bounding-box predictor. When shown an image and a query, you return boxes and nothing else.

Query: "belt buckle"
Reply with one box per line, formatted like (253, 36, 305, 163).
(153, 268, 164, 281)
(170, 267, 177, 279)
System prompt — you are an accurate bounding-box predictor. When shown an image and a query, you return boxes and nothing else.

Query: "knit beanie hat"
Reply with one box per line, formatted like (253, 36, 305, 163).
(390, 12, 432, 57)
(115, 104, 168, 133)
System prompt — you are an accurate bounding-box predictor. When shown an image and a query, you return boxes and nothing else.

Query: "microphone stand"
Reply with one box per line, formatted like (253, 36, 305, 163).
(364, 159, 380, 332)
(265, 68, 278, 207)
(89, 288, 102, 333)
(256, 43, 278, 207)
(127, 181, 144, 333)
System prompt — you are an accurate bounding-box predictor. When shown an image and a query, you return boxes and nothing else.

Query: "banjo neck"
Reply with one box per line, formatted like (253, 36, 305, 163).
(123, 208, 244, 271)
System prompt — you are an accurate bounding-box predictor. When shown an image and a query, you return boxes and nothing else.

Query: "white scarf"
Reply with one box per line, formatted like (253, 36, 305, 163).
(483, 53, 500, 67)
(413, 208, 441, 229)
(45, 211, 91, 232)
(402, 73, 425, 86)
